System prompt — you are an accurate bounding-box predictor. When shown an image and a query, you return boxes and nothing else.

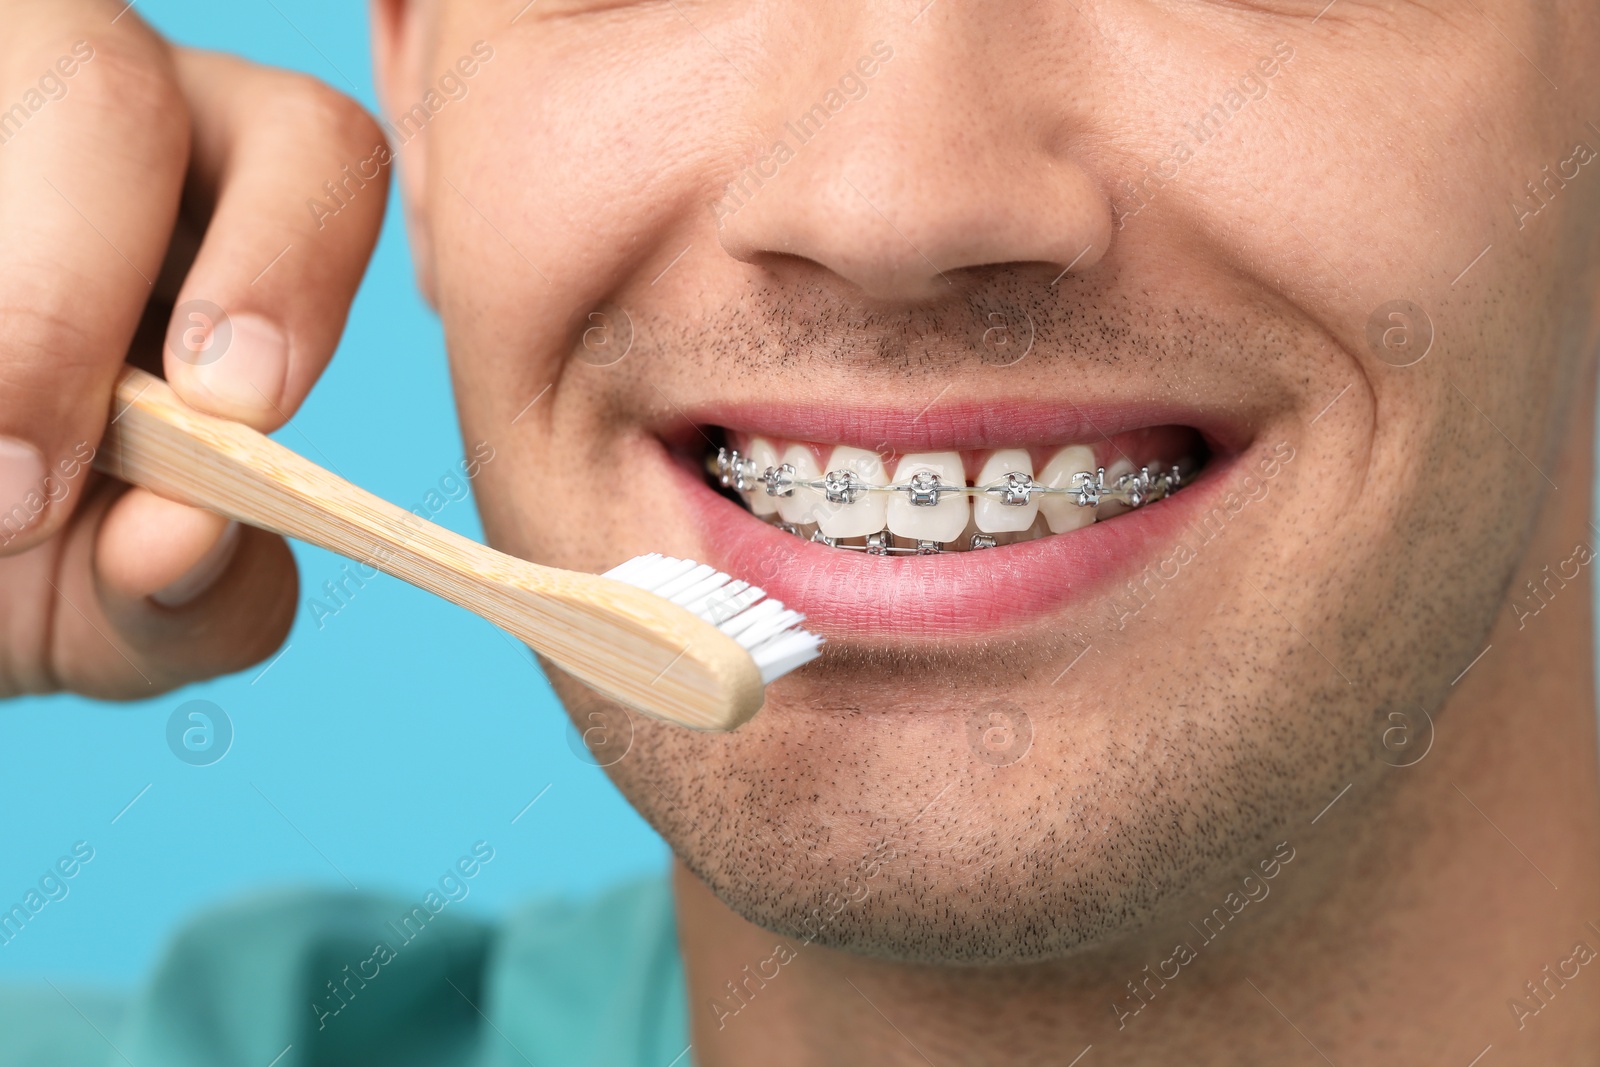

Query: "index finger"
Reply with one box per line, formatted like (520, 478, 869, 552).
(0, 13, 187, 552)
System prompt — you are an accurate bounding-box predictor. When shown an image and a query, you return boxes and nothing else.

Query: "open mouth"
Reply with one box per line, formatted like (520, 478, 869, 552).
(703, 426, 1208, 554)
(657, 402, 1241, 638)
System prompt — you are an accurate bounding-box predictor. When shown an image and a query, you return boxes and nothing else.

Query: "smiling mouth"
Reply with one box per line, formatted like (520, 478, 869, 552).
(658, 402, 1237, 637)
(703, 427, 1208, 554)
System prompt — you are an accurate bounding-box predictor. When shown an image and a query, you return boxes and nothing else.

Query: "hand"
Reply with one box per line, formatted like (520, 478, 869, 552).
(0, 0, 388, 697)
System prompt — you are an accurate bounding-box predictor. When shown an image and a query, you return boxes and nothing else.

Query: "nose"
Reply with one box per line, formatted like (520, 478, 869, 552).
(714, 30, 1113, 302)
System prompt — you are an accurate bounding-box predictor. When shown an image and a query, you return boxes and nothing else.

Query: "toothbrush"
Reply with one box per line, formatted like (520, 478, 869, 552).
(92, 365, 822, 731)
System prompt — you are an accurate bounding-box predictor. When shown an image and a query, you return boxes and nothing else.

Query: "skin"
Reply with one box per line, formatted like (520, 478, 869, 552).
(1, 0, 1596, 1063)
(0, 2, 386, 693)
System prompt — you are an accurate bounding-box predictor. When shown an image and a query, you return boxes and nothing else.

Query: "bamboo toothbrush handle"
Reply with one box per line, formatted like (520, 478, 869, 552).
(97, 365, 513, 591)
(92, 364, 764, 731)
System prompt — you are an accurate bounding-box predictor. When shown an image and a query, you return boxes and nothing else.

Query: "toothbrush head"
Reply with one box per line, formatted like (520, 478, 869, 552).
(604, 554, 824, 687)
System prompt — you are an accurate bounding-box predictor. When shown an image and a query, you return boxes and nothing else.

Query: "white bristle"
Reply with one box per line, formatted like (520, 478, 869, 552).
(744, 609, 805, 647)
(719, 598, 785, 641)
(652, 564, 717, 600)
(603, 554, 823, 684)
(666, 571, 732, 606)
(686, 584, 761, 621)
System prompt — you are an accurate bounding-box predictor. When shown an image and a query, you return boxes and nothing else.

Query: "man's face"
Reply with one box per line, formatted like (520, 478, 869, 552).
(386, 0, 1600, 961)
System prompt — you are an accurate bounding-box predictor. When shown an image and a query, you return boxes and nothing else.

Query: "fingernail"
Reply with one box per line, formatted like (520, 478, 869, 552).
(153, 521, 242, 608)
(190, 314, 289, 416)
(0, 436, 47, 540)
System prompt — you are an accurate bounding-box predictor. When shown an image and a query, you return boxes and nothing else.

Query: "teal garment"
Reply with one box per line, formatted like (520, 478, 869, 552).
(0, 877, 690, 1067)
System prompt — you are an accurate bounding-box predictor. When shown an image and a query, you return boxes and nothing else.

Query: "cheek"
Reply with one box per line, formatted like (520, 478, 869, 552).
(427, 26, 745, 411)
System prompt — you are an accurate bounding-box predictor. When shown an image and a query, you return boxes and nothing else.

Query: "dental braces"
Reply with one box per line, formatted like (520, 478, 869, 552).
(776, 524, 994, 554)
(713, 447, 1183, 509)
(711, 447, 1186, 554)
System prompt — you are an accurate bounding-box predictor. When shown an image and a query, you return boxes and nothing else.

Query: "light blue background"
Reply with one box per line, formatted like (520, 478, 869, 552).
(0, 0, 665, 985)
(5, 0, 1599, 995)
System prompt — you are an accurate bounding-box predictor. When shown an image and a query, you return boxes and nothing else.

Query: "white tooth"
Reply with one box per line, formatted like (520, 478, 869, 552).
(1098, 457, 1137, 518)
(950, 510, 994, 551)
(776, 444, 824, 525)
(815, 446, 889, 538)
(973, 449, 1038, 533)
(1037, 445, 1097, 533)
(1143, 457, 1166, 501)
(745, 437, 781, 516)
(886, 452, 969, 543)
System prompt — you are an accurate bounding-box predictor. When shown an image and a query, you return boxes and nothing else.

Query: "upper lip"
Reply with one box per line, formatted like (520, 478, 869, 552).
(662, 396, 1252, 456)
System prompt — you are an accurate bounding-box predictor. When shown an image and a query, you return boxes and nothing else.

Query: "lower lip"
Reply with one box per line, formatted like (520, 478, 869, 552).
(672, 453, 1239, 640)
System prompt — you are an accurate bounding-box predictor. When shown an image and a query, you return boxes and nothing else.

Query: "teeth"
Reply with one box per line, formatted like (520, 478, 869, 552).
(816, 446, 889, 538)
(1037, 445, 1097, 533)
(1097, 457, 1136, 519)
(776, 444, 823, 525)
(886, 452, 969, 543)
(974, 449, 1038, 533)
(745, 437, 781, 517)
(1133, 457, 1165, 509)
(718, 439, 1187, 553)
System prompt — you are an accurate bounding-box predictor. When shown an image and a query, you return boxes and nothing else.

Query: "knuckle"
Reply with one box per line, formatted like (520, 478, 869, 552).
(272, 72, 387, 158)
(0, 300, 102, 386)
(69, 33, 184, 121)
